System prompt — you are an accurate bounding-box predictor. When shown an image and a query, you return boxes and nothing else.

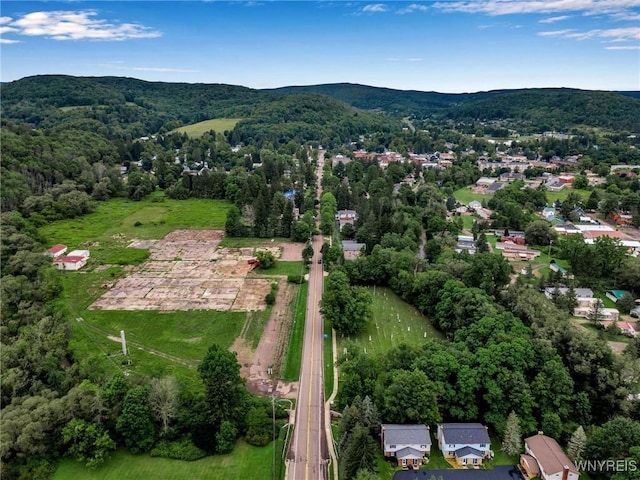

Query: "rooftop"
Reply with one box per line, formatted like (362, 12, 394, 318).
(383, 424, 431, 446)
(526, 433, 578, 475)
(439, 423, 490, 445)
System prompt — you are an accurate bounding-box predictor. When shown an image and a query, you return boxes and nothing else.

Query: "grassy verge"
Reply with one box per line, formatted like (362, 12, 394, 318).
(338, 287, 444, 357)
(424, 440, 453, 469)
(282, 282, 308, 381)
(102, 248, 150, 265)
(54, 435, 282, 480)
(258, 261, 307, 277)
(324, 318, 334, 400)
(245, 308, 273, 350)
(218, 237, 292, 248)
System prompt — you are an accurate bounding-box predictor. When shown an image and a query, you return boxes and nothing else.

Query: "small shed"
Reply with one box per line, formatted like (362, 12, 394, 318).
(47, 244, 68, 258)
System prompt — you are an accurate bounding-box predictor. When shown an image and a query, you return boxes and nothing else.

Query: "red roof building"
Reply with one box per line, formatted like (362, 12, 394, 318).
(47, 244, 68, 258)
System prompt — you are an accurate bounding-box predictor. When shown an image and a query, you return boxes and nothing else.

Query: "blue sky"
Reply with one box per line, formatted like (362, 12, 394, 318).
(1, 1, 639, 92)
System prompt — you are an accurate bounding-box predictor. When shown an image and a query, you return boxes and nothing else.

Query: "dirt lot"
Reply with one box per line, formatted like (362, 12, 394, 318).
(92, 230, 282, 312)
(93, 229, 303, 395)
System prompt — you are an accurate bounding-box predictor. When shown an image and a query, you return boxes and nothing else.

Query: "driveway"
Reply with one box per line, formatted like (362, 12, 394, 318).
(393, 465, 524, 480)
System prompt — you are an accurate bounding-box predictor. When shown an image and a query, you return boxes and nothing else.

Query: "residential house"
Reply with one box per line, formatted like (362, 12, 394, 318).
(335, 210, 357, 232)
(381, 424, 431, 469)
(456, 235, 476, 255)
(542, 207, 556, 221)
(342, 241, 366, 260)
(437, 423, 491, 467)
(573, 298, 619, 322)
(495, 241, 541, 261)
(47, 244, 68, 258)
(476, 177, 496, 187)
(600, 320, 639, 337)
(543, 287, 593, 305)
(606, 290, 631, 303)
(520, 433, 579, 480)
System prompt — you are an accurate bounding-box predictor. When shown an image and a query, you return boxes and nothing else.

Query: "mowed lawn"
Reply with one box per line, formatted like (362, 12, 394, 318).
(338, 287, 444, 356)
(54, 440, 277, 480)
(453, 186, 493, 205)
(170, 118, 243, 137)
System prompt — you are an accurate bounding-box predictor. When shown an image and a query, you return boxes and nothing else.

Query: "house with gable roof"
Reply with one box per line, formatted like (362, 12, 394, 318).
(437, 423, 492, 467)
(381, 424, 431, 469)
(520, 433, 579, 480)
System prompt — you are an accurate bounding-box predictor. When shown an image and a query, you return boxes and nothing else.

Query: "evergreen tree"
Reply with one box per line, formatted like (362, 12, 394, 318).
(567, 425, 586, 461)
(501, 411, 522, 456)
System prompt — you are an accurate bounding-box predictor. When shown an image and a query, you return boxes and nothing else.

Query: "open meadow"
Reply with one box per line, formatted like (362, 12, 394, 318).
(170, 118, 243, 137)
(42, 195, 303, 386)
(337, 286, 444, 357)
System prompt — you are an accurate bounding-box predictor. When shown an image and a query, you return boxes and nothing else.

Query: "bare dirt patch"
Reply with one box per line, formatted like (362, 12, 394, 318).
(233, 277, 299, 398)
(91, 230, 275, 312)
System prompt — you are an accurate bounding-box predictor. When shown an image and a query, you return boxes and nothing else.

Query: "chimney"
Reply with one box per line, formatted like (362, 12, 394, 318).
(562, 465, 569, 480)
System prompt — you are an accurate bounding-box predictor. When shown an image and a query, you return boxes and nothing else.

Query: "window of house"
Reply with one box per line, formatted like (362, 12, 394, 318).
(402, 459, 406, 466)
(473, 458, 479, 465)
(390, 444, 396, 449)
(480, 444, 486, 448)
(420, 444, 427, 449)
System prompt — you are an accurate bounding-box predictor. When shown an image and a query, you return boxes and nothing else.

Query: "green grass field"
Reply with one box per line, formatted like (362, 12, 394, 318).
(218, 236, 293, 248)
(324, 318, 334, 400)
(41, 196, 232, 249)
(170, 118, 243, 137)
(454, 186, 493, 205)
(257, 261, 306, 277)
(544, 187, 592, 204)
(283, 282, 308, 381)
(54, 437, 284, 480)
(337, 287, 444, 357)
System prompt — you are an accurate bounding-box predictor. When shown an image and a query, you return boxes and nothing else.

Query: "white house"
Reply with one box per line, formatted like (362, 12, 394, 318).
(521, 433, 579, 480)
(437, 423, 491, 467)
(381, 424, 431, 469)
(47, 244, 67, 258)
(54, 255, 88, 271)
(336, 210, 357, 231)
(53, 249, 90, 271)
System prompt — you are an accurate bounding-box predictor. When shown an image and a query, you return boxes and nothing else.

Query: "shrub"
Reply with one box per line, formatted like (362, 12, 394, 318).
(265, 292, 276, 305)
(287, 275, 305, 284)
(150, 438, 207, 461)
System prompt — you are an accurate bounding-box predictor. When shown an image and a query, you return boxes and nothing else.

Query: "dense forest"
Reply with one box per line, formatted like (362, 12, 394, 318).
(271, 83, 640, 132)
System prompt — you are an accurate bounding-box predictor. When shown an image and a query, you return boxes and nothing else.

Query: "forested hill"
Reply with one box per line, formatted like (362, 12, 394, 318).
(268, 83, 640, 132)
(0, 75, 402, 143)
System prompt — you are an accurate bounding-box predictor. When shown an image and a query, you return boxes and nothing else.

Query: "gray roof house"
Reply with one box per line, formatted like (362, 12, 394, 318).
(437, 423, 492, 466)
(381, 424, 431, 469)
(341, 240, 366, 260)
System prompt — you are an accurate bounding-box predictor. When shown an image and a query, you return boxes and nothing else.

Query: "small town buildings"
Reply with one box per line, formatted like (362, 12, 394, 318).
(342, 240, 366, 260)
(381, 424, 431, 469)
(495, 242, 541, 261)
(476, 177, 496, 187)
(47, 244, 68, 258)
(335, 210, 357, 231)
(437, 423, 492, 467)
(520, 433, 579, 480)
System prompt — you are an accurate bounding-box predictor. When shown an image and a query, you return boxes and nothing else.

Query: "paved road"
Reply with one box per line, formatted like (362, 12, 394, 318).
(287, 150, 329, 480)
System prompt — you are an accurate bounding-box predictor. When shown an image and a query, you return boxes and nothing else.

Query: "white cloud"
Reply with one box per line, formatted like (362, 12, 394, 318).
(433, 0, 640, 19)
(0, 38, 20, 44)
(0, 16, 13, 24)
(539, 26, 640, 41)
(4, 10, 162, 41)
(538, 28, 576, 36)
(605, 44, 640, 49)
(539, 15, 571, 23)
(397, 4, 429, 14)
(362, 4, 388, 13)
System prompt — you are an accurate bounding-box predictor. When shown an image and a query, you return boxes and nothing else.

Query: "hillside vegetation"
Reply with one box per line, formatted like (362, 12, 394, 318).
(270, 83, 640, 132)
